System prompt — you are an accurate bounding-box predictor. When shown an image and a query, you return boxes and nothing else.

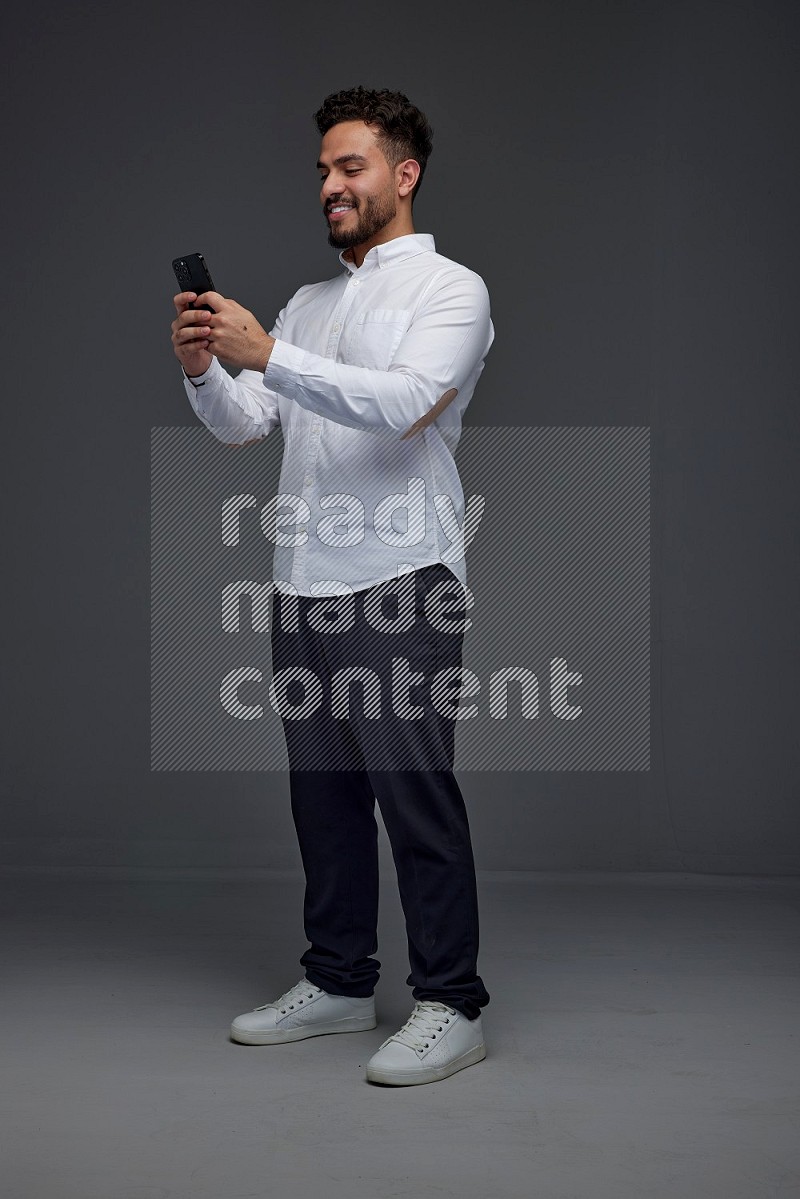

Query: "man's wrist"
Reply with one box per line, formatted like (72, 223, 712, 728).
(183, 364, 210, 386)
(249, 334, 276, 374)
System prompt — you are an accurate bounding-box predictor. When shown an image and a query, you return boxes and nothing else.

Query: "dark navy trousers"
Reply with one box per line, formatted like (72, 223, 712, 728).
(270, 562, 490, 1021)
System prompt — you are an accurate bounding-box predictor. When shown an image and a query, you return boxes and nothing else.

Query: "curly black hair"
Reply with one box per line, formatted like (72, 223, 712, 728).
(313, 86, 433, 203)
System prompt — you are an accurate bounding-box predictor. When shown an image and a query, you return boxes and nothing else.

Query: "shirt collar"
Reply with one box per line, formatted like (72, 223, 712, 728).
(339, 233, 435, 274)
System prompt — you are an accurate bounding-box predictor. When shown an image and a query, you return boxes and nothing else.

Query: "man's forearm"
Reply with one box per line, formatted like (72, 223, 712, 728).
(263, 341, 451, 433)
(182, 357, 280, 445)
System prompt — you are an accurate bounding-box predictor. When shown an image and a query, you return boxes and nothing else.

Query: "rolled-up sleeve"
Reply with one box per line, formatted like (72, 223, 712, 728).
(262, 272, 494, 435)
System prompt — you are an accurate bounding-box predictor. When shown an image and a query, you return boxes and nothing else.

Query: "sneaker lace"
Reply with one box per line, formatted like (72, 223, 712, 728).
(255, 979, 321, 1014)
(385, 1001, 457, 1054)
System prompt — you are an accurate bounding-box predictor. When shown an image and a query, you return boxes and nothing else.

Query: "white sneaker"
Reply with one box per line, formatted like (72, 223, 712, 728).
(230, 978, 376, 1045)
(365, 1000, 486, 1086)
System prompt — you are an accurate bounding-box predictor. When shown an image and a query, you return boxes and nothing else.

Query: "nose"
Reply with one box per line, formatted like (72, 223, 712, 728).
(321, 173, 345, 204)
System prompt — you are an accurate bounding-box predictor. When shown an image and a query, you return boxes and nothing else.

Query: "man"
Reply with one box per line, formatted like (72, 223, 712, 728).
(171, 86, 493, 1086)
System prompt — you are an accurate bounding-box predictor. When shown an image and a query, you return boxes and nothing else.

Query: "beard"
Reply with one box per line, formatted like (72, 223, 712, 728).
(326, 189, 397, 250)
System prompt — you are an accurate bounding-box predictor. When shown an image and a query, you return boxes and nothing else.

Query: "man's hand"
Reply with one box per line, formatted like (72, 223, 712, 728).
(171, 290, 276, 376)
(195, 291, 275, 372)
(171, 291, 214, 378)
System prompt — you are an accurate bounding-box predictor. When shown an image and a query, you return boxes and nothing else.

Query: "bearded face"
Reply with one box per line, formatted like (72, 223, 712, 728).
(325, 183, 397, 250)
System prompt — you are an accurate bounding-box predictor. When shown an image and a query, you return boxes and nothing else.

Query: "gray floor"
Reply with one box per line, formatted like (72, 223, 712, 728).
(2, 870, 799, 1199)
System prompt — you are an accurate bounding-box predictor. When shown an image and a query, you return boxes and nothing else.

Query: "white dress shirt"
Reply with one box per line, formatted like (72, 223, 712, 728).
(183, 233, 494, 596)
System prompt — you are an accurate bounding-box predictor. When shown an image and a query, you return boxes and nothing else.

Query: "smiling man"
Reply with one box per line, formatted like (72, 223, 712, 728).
(322, 133, 401, 255)
(171, 86, 494, 1087)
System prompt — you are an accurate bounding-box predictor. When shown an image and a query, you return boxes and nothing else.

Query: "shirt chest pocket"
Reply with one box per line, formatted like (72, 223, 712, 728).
(349, 308, 411, 370)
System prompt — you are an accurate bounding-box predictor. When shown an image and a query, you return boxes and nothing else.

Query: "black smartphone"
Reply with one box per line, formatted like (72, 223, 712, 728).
(172, 252, 216, 312)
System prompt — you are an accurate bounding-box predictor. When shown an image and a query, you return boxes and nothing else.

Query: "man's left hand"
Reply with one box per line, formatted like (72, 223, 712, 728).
(196, 291, 275, 372)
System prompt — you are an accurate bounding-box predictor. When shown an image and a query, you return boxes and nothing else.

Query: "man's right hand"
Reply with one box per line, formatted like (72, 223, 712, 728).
(171, 291, 214, 378)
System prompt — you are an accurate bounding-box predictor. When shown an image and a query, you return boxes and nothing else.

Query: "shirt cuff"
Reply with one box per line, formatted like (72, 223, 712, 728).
(182, 358, 220, 387)
(263, 338, 306, 401)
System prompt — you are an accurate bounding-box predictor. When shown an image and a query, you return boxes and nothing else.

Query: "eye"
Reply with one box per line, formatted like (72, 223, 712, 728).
(345, 169, 362, 175)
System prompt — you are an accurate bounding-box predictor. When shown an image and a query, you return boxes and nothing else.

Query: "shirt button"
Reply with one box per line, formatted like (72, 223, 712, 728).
(333, 323, 341, 332)
(305, 477, 313, 486)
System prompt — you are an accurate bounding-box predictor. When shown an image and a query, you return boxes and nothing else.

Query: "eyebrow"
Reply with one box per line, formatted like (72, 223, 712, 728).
(316, 153, 369, 170)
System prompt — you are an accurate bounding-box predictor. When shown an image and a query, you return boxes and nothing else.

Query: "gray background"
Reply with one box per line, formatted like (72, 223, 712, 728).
(2, 0, 798, 876)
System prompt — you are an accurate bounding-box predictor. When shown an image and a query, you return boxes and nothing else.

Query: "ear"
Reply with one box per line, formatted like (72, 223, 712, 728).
(396, 158, 421, 199)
